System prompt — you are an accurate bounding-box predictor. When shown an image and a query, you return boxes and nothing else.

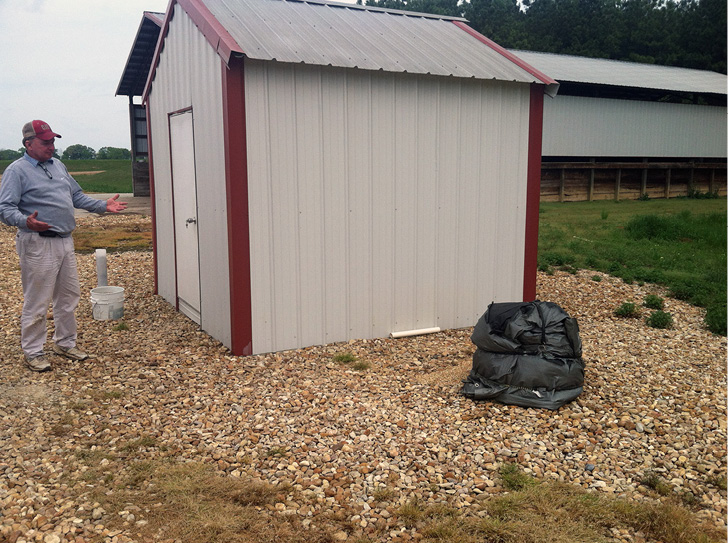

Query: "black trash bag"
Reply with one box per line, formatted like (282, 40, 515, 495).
(461, 301, 584, 410)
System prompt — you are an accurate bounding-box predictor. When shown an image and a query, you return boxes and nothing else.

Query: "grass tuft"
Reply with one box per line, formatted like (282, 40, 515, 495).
(641, 470, 673, 496)
(500, 463, 537, 491)
(333, 352, 357, 364)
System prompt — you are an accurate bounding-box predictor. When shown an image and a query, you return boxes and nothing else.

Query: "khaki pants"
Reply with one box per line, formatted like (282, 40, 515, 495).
(16, 231, 80, 358)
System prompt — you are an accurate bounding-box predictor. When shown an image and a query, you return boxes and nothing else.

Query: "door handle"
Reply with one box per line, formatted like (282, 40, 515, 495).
(185, 217, 197, 228)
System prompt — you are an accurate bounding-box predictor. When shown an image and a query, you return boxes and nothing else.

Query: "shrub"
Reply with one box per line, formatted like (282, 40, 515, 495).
(646, 311, 673, 329)
(705, 301, 727, 336)
(643, 294, 664, 310)
(614, 302, 640, 318)
(686, 188, 720, 199)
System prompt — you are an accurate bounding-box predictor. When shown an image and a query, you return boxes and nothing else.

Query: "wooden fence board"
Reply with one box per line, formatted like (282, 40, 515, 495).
(540, 162, 727, 202)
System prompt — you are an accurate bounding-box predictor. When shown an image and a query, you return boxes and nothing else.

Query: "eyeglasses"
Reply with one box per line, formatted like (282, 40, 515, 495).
(39, 163, 52, 179)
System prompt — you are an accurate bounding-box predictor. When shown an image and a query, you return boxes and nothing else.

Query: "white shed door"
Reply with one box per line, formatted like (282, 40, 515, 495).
(170, 110, 201, 323)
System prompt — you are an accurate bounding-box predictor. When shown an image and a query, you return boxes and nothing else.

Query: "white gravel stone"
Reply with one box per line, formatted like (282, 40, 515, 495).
(0, 216, 725, 541)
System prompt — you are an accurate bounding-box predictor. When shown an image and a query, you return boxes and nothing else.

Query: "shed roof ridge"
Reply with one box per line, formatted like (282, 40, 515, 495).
(272, 0, 469, 22)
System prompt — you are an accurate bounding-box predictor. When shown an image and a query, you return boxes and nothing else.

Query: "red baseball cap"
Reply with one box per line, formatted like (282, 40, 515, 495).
(22, 120, 61, 140)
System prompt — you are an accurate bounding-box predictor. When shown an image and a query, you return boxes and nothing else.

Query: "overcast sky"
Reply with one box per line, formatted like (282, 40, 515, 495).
(0, 0, 170, 153)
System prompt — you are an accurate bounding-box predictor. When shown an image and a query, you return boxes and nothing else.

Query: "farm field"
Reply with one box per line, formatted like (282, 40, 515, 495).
(0, 159, 133, 193)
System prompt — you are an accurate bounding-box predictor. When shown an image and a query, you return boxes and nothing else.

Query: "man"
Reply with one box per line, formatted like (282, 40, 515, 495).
(0, 120, 127, 372)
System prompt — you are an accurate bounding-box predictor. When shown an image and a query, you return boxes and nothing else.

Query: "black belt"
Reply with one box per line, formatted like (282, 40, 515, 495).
(39, 230, 61, 237)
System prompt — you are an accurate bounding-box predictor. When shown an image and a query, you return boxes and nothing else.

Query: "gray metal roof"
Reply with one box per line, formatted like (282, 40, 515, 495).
(202, 0, 547, 84)
(117, 12, 165, 97)
(511, 50, 727, 96)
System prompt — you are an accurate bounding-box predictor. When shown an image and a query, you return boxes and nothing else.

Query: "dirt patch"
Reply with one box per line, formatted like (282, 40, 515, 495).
(0, 382, 55, 406)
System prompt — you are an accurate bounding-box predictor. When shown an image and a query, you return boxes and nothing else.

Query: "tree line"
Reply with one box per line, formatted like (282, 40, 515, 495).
(0, 145, 131, 161)
(361, 0, 726, 74)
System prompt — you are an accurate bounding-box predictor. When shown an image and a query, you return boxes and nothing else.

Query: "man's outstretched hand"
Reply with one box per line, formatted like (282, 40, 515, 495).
(106, 194, 128, 213)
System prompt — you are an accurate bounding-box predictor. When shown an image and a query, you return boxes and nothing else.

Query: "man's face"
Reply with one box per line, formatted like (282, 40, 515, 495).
(25, 137, 55, 162)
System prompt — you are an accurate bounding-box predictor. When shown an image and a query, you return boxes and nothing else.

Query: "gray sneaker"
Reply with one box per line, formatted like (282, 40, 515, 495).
(52, 344, 91, 361)
(25, 354, 51, 372)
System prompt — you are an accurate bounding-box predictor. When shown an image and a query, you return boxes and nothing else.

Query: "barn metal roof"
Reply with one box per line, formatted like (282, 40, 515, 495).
(155, 0, 555, 90)
(511, 50, 727, 96)
(116, 11, 165, 97)
(208, 0, 541, 83)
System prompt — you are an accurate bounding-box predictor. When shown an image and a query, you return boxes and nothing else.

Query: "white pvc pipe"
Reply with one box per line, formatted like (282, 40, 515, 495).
(95, 249, 108, 287)
(390, 327, 441, 339)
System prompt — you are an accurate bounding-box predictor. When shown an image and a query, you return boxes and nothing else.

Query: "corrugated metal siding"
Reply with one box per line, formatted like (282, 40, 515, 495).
(542, 95, 727, 157)
(148, 4, 232, 347)
(245, 60, 530, 354)
(513, 50, 727, 95)
(204, 0, 541, 84)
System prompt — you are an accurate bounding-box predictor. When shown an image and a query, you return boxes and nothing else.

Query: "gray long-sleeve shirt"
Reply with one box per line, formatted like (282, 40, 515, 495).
(0, 154, 107, 235)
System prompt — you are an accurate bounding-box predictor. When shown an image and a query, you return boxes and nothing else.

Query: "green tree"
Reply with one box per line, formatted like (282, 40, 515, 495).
(676, 0, 727, 73)
(97, 147, 131, 160)
(0, 149, 22, 160)
(365, 0, 726, 74)
(463, 0, 527, 47)
(62, 144, 96, 160)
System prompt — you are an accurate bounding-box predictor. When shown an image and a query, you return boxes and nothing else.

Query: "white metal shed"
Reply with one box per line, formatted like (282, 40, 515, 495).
(142, 0, 556, 356)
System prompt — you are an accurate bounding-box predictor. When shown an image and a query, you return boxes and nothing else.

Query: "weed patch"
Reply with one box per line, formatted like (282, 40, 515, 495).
(120, 435, 157, 453)
(73, 222, 152, 253)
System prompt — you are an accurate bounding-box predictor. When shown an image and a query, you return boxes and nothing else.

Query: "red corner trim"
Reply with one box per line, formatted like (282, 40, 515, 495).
(523, 84, 544, 302)
(222, 56, 253, 356)
(146, 101, 159, 295)
(452, 21, 557, 87)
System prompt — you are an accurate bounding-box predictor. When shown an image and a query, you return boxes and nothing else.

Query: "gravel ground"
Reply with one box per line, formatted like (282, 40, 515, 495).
(0, 214, 725, 543)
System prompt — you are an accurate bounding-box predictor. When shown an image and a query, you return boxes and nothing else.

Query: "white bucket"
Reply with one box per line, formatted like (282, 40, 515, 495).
(90, 286, 125, 320)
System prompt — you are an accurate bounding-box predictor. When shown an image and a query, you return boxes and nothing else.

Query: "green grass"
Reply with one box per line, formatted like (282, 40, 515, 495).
(0, 159, 133, 193)
(539, 199, 727, 335)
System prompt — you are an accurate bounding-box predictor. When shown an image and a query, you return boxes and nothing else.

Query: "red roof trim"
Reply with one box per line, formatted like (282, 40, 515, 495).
(142, 0, 244, 103)
(452, 21, 558, 87)
(177, 0, 241, 62)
